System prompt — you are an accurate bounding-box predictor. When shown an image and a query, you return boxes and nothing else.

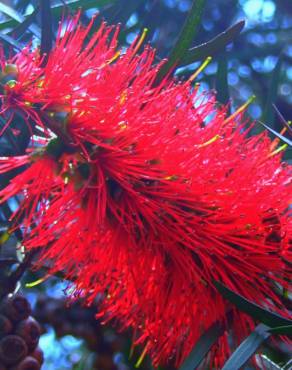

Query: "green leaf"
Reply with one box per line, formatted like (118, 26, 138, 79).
(181, 20, 245, 65)
(222, 324, 271, 370)
(273, 104, 292, 136)
(40, 0, 53, 63)
(156, 0, 206, 82)
(268, 325, 292, 337)
(179, 320, 225, 370)
(214, 282, 292, 328)
(10, 7, 39, 40)
(0, 0, 116, 32)
(262, 56, 282, 125)
(0, 2, 41, 38)
(0, 32, 24, 50)
(216, 51, 229, 107)
(257, 120, 292, 146)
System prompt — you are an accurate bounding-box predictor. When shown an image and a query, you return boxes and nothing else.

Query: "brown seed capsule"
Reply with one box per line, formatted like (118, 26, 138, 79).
(1, 296, 31, 323)
(0, 314, 13, 337)
(15, 317, 41, 351)
(31, 347, 44, 365)
(0, 335, 28, 365)
(10, 356, 41, 370)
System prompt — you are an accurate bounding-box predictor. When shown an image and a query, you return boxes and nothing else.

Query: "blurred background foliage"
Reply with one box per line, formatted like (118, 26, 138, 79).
(0, 0, 291, 369)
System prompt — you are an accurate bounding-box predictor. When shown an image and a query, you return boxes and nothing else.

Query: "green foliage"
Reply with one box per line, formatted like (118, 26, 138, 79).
(214, 282, 292, 328)
(181, 20, 245, 65)
(179, 320, 225, 370)
(222, 324, 271, 370)
(156, 0, 206, 81)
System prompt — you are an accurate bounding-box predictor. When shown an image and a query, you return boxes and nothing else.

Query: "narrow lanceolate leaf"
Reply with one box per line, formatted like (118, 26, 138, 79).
(222, 324, 271, 370)
(0, 2, 41, 38)
(258, 121, 292, 146)
(156, 0, 206, 81)
(216, 51, 229, 107)
(179, 321, 225, 370)
(214, 282, 292, 328)
(0, 33, 24, 51)
(40, 0, 53, 62)
(0, 0, 116, 32)
(10, 7, 39, 40)
(273, 104, 292, 136)
(268, 325, 292, 337)
(181, 20, 245, 65)
(262, 56, 282, 126)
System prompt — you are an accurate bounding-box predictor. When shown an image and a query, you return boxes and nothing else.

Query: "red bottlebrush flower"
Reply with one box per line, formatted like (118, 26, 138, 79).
(0, 15, 291, 368)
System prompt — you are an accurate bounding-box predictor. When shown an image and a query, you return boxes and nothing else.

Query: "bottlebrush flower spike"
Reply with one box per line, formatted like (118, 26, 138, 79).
(0, 14, 291, 368)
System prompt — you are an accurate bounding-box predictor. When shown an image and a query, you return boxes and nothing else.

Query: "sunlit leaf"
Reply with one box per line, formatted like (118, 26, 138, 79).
(0, 0, 116, 32)
(10, 6, 39, 39)
(156, 0, 206, 82)
(222, 324, 271, 370)
(273, 104, 292, 136)
(0, 2, 41, 38)
(182, 20, 245, 65)
(0, 32, 24, 50)
(258, 120, 292, 146)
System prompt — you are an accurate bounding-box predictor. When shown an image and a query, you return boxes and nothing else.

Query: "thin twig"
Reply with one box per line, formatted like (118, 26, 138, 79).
(0, 250, 37, 299)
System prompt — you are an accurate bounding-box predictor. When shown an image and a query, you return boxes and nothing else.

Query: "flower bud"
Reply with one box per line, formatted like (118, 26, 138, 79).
(10, 356, 41, 370)
(31, 347, 44, 365)
(0, 335, 28, 365)
(15, 317, 41, 351)
(0, 314, 13, 337)
(0, 296, 31, 323)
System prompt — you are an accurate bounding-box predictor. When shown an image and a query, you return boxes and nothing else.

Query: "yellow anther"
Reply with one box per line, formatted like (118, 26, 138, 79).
(99, 51, 121, 69)
(135, 343, 149, 368)
(37, 80, 44, 88)
(119, 90, 127, 105)
(65, 94, 71, 100)
(268, 143, 288, 158)
(0, 231, 10, 245)
(133, 28, 148, 54)
(198, 134, 220, 148)
(164, 175, 177, 181)
(24, 101, 32, 107)
(118, 121, 127, 130)
(48, 112, 55, 117)
(25, 277, 46, 288)
(223, 95, 256, 126)
(270, 123, 290, 151)
(189, 57, 212, 82)
(107, 50, 120, 64)
(78, 110, 85, 118)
